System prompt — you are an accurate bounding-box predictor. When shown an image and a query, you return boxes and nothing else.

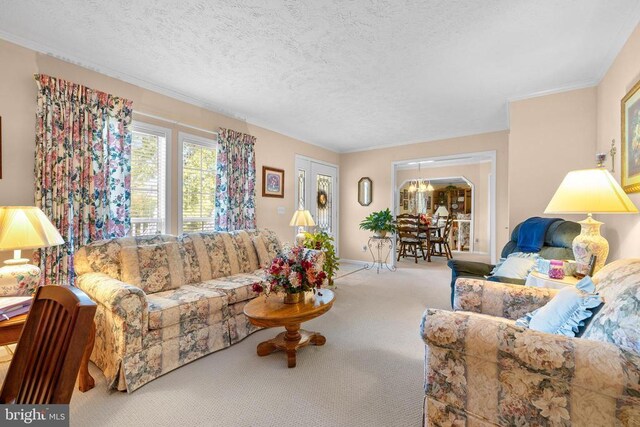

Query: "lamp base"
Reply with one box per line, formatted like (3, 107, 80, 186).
(573, 215, 609, 274)
(295, 231, 306, 246)
(4, 258, 30, 265)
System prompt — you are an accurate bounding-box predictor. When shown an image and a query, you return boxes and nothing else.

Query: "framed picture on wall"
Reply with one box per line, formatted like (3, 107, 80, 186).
(262, 166, 285, 198)
(622, 78, 640, 193)
(426, 195, 432, 210)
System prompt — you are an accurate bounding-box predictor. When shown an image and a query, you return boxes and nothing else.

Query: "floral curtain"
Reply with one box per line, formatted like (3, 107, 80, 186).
(214, 128, 256, 231)
(33, 74, 133, 286)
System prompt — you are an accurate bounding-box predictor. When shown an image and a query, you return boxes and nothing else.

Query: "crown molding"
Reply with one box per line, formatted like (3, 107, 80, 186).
(506, 80, 598, 104)
(0, 31, 341, 154)
(0, 31, 246, 120)
(340, 128, 509, 154)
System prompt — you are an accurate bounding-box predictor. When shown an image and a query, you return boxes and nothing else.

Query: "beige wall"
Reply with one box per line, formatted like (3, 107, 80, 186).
(508, 87, 598, 228)
(395, 162, 492, 253)
(340, 131, 509, 262)
(0, 39, 339, 262)
(5, 21, 640, 266)
(596, 22, 640, 260)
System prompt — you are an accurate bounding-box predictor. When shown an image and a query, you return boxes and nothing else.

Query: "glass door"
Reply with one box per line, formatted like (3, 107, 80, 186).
(294, 156, 339, 253)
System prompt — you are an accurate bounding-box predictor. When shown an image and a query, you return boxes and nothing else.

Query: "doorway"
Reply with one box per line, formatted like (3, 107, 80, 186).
(392, 151, 497, 264)
(397, 176, 475, 252)
(295, 155, 340, 253)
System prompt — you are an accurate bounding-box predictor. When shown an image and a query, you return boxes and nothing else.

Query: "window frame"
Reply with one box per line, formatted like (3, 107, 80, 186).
(177, 131, 218, 234)
(129, 121, 172, 235)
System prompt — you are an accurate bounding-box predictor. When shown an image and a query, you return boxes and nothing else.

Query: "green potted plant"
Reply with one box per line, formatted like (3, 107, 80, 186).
(303, 231, 340, 287)
(359, 208, 395, 238)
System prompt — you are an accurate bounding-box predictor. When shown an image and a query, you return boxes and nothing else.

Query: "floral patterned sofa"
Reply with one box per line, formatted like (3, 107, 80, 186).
(74, 229, 283, 392)
(421, 258, 640, 426)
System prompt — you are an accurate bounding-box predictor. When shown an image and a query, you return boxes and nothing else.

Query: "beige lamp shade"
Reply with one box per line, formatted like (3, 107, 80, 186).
(434, 205, 449, 217)
(544, 168, 638, 214)
(0, 206, 64, 251)
(544, 168, 638, 274)
(289, 209, 316, 227)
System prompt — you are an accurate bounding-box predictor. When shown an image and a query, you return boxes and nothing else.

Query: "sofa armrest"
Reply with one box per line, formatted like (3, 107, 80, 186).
(447, 259, 494, 277)
(76, 272, 147, 355)
(447, 260, 495, 308)
(76, 272, 147, 316)
(453, 277, 557, 320)
(421, 309, 640, 403)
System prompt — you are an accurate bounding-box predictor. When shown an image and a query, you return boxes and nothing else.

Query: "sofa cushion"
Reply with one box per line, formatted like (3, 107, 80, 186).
(194, 273, 263, 304)
(229, 230, 261, 273)
(180, 232, 232, 283)
(121, 242, 191, 294)
(146, 285, 228, 331)
(583, 258, 640, 353)
(252, 231, 281, 268)
(75, 234, 177, 280)
(181, 229, 275, 283)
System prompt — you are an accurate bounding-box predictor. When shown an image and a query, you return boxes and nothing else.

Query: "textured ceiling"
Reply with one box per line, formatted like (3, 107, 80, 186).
(1, 1, 639, 152)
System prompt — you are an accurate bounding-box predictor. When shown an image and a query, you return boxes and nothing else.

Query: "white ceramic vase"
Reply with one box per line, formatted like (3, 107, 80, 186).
(572, 215, 609, 274)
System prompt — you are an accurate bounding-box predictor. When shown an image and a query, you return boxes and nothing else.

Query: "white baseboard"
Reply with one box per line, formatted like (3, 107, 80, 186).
(339, 259, 370, 267)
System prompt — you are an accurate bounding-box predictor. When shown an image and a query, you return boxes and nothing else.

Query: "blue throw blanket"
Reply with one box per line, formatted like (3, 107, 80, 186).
(517, 217, 562, 253)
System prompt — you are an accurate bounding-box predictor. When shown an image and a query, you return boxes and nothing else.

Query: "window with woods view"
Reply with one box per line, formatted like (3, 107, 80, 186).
(129, 123, 170, 235)
(179, 133, 217, 232)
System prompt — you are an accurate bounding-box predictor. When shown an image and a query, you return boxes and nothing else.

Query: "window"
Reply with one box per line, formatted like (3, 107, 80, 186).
(129, 122, 170, 235)
(179, 132, 217, 233)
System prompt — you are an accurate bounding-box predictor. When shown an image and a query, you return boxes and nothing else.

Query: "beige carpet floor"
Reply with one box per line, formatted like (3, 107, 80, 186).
(1, 258, 456, 427)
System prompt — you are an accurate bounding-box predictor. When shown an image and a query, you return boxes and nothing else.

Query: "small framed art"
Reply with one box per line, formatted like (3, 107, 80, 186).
(262, 166, 285, 198)
(621, 78, 640, 193)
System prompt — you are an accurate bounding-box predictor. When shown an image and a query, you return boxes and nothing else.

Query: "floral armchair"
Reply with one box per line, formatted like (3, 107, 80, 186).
(421, 258, 640, 426)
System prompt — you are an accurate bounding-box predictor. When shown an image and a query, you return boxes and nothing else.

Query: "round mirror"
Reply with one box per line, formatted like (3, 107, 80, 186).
(358, 177, 372, 206)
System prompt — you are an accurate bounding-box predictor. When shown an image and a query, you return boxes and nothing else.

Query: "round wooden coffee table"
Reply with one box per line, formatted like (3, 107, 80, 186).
(243, 290, 335, 368)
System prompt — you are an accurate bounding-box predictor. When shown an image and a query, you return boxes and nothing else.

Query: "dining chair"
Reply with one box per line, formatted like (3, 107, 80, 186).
(0, 285, 96, 404)
(429, 215, 454, 259)
(396, 214, 425, 263)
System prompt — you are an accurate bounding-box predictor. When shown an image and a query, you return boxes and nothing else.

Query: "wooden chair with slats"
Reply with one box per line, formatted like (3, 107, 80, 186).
(430, 215, 455, 259)
(0, 285, 96, 404)
(396, 214, 425, 263)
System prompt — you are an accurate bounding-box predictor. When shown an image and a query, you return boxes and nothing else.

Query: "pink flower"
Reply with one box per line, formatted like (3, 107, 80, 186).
(289, 272, 300, 288)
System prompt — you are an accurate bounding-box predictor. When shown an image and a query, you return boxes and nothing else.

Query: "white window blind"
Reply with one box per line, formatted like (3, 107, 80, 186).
(130, 123, 170, 235)
(179, 133, 217, 233)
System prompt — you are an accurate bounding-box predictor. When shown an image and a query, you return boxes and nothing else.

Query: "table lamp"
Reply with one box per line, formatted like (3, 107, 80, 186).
(0, 206, 64, 265)
(434, 205, 449, 226)
(290, 209, 315, 245)
(434, 205, 449, 217)
(544, 167, 638, 272)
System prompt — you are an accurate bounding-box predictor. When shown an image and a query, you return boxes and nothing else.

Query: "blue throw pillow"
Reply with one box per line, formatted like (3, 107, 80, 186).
(515, 276, 602, 337)
(490, 252, 539, 280)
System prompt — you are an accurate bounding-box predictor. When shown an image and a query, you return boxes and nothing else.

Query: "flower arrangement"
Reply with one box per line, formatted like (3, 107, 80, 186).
(419, 213, 432, 225)
(251, 246, 326, 300)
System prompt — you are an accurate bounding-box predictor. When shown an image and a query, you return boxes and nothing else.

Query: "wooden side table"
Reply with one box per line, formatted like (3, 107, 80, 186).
(0, 312, 96, 392)
(525, 270, 579, 289)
